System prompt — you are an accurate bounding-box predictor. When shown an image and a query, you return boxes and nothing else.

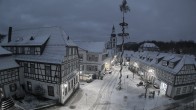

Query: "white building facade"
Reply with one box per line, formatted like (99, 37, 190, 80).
(75, 41, 109, 80)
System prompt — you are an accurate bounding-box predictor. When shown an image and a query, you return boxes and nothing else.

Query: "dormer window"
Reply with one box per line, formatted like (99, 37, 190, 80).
(168, 62, 174, 68)
(162, 60, 168, 66)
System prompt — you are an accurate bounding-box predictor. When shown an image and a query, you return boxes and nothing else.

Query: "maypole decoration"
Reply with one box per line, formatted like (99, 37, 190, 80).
(117, 0, 130, 90)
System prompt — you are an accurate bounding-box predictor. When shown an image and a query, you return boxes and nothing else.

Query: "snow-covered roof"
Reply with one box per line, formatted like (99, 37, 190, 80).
(2, 27, 77, 64)
(0, 46, 12, 55)
(156, 53, 167, 59)
(130, 51, 196, 75)
(15, 54, 64, 64)
(0, 56, 19, 70)
(123, 50, 134, 57)
(170, 56, 182, 62)
(156, 55, 195, 74)
(2, 34, 50, 46)
(147, 52, 159, 59)
(75, 41, 105, 53)
(140, 43, 158, 48)
(162, 54, 175, 61)
(1, 26, 76, 47)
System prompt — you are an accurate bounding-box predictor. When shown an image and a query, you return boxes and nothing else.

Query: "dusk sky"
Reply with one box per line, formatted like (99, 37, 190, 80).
(0, 0, 196, 42)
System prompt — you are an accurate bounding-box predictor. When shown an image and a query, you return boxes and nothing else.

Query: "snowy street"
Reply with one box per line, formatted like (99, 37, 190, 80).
(45, 65, 175, 110)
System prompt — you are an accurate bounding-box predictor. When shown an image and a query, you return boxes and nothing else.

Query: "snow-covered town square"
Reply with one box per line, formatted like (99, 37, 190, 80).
(1, 0, 196, 110)
(45, 65, 176, 110)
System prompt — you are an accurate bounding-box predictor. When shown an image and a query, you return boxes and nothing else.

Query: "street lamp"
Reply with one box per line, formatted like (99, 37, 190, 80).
(148, 69, 154, 73)
(133, 62, 138, 68)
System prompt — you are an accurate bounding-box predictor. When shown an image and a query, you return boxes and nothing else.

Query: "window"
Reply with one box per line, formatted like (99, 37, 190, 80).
(162, 61, 168, 66)
(0, 88, 4, 97)
(21, 47, 25, 54)
(24, 63, 28, 73)
(27, 81, 32, 91)
(87, 65, 97, 71)
(69, 48, 71, 55)
(176, 88, 181, 95)
(25, 47, 30, 54)
(13, 47, 16, 53)
(68, 82, 71, 91)
(30, 63, 35, 74)
(30, 47, 35, 54)
(9, 83, 17, 92)
(74, 78, 76, 85)
(18, 47, 21, 54)
(48, 86, 54, 96)
(79, 54, 83, 61)
(188, 86, 192, 93)
(71, 48, 73, 55)
(71, 80, 74, 88)
(168, 62, 174, 68)
(45, 65, 51, 76)
(76, 75, 78, 83)
(87, 54, 98, 62)
(80, 65, 84, 71)
(182, 87, 187, 93)
(64, 87, 67, 96)
(73, 48, 75, 55)
(113, 43, 115, 47)
(75, 48, 78, 55)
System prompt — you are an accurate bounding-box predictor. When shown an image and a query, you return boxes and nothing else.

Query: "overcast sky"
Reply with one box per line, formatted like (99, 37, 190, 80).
(0, 0, 196, 42)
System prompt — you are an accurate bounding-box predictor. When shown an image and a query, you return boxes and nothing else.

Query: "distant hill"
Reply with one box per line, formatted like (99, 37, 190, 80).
(117, 42, 139, 52)
(118, 40, 196, 55)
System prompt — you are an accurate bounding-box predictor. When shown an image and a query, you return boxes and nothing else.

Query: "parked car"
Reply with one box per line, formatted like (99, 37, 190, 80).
(87, 79, 93, 83)
(137, 81, 144, 86)
(109, 71, 112, 74)
(153, 84, 160, 89)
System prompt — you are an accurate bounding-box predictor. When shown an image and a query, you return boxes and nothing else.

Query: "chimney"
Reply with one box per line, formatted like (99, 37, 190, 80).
(8, 27, 12, 42)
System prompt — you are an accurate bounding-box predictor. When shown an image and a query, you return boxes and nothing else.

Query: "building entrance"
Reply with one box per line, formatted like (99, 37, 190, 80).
(160, 82, 167, 95)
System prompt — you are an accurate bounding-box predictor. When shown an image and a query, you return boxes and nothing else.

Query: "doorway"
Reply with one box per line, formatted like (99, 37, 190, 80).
(160, 82, 167, 95)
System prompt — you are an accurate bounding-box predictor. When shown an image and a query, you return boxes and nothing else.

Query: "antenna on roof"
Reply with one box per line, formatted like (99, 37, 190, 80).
(67, 36, 69, 40)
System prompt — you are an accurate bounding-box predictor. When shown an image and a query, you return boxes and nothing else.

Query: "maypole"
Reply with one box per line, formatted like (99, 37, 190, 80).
(117, 0, 130, 90)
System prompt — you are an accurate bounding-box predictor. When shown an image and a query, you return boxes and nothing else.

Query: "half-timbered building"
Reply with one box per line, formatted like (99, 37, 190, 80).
(128, 51, 196, 99)
(0, 46, 21, 100)
(1, 27, 80, 104)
